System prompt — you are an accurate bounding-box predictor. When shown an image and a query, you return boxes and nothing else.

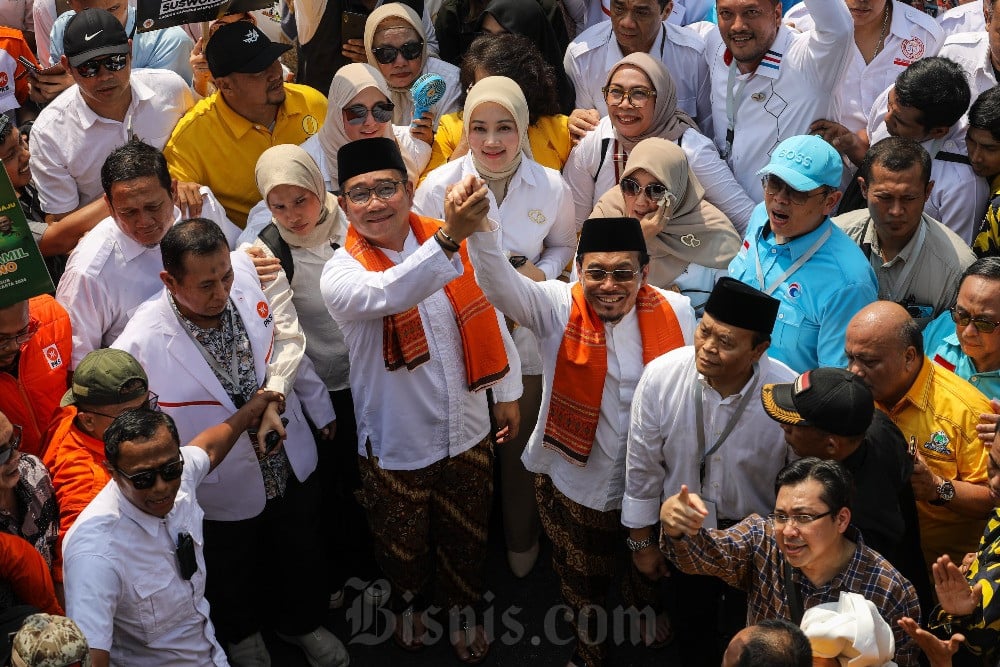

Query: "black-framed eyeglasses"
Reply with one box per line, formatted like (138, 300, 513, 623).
(761, 174, 830, 206)
(114, 452, 184, 490)
(342, 180, 405, 205)
(768, 510, 833, 526)
(0, 424, 22, 466)
(951, 307, 1000, 334)
(371, 40, 423, 64)
(602, 85, 656, 108)
(583, 268, 641, 283)
(620, 177, 670, 203)
(83, 392, 160, 420)
(344, 101, 395, 126)
(75, 53, 128, 78)
(0, 322, 37, 351)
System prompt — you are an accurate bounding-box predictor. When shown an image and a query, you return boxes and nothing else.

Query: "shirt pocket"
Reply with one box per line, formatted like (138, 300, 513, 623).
(773, 300, 819, 355)
(133, 572, 194, 642)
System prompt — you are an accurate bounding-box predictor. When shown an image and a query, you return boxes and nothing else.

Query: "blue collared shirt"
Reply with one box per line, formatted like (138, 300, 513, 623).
(728, 203, 877, 373)
(49, 6, 193, 84)
(924, 310, 1000, 400)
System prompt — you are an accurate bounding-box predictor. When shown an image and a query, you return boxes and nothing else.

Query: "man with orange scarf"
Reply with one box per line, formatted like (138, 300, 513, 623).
(450, 180, 696, 667)
(320, 138, 521, 664)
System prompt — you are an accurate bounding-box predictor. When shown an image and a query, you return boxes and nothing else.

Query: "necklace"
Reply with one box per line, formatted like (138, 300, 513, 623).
(870, 2, 891, 62)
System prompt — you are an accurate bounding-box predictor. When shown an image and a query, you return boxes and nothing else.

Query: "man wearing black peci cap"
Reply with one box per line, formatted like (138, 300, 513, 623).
(449, 175, 696, 666)
(622, 277, 795, 666)
(164, 21, 327, 228)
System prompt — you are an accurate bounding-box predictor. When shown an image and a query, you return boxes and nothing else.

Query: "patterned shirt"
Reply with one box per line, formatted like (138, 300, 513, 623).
(173, 298, 290, 499)
(973, 174, 1000, 259)
(661, 515, 921, 666)
(0, 454, 59, 566)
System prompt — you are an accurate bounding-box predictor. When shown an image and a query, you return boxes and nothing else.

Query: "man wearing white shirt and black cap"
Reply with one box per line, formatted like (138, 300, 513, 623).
(624, 276, 793, 666)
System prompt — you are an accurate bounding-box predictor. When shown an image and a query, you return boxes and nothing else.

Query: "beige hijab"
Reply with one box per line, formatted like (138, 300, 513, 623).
(606, 52, 698, 154)
(592, 137, 739, 288)
(464, 76, 533, 203)
(255, 144, 344, 249)
(364, 3, 427, 125)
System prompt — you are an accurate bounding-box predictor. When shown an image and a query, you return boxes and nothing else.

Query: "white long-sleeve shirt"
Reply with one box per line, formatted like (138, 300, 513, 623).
(321, 230, 522, 470)
(623, 346, 795, 529)
(468, 226, 695, 512)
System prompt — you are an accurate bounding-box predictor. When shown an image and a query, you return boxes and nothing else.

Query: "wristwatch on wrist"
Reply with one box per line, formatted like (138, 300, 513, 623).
(626, 531, 657, 552)
(929, 478, 956, 506)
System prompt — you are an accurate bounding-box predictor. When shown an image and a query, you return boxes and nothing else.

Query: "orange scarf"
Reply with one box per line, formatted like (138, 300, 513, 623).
(346, 212, 510, 391)
(543, 283, 685, 465)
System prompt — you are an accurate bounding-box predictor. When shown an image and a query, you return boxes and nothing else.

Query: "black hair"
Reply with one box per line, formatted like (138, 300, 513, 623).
(899, 315, 923, 353)
(104, 408, 179, 466)
(860, 136, 931, 185)
(458, 33, 560, 124)
(774, 457, 853, 512)
(969, 86, 1000, 142)
(100, 137, 172, 201)
(894, 56, 970, 132)
(736, 619, 812, 667)
(160, 218, 229, 281)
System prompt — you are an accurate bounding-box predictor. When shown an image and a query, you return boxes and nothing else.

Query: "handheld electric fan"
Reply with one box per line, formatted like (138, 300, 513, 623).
(410, 73, 447, 122)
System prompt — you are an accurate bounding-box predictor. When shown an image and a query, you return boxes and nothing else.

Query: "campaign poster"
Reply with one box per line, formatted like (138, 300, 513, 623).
(0, 161, 54, 308)
(135, 0, 273, 33)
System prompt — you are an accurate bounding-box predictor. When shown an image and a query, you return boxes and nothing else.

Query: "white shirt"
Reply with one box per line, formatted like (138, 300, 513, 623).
(467, 226, 696, 512)
(938, 0, 984, 36)
(868, 89, 988, 243)
(0, 49, 19, 114)
(321, 230, 522, 470)
(564, 20, 713, 137)
(784, 1, 943, 134)
(623, 346, 795, 528)
(31, 0, 56, 66)
(705, 0, 853, 201)
(939, 30, 998, 105)
(561, 116, 756, 233)
(64, 446, 228, 666)
(29, 68, 193, 215)
(57, 188, 239, 367)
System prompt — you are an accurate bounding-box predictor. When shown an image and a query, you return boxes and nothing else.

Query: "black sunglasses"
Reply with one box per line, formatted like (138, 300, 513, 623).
(76, 53, 128, 78)
(344, 101, 395, 125)
(0, 424, 22, 466)
(114, 453, 184, 490)
(371, 40, 423, 64)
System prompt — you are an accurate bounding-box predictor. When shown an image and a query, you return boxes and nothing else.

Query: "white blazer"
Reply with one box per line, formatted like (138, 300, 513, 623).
(113, 252, 324, 521)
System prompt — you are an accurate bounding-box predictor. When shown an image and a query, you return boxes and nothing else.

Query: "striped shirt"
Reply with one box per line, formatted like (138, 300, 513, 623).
(661, 515, 921, 666)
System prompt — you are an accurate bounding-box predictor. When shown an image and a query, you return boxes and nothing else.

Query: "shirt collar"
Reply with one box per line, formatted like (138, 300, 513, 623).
(750, 27, 791, 81)
(697, 358, 764, 401)
(868, 215, 927, 266)
(605, 21, 665, 71)
(213, 92, 289, 140)
(763, 217, 832, 261)
(792, 525, 864, 591)
(114, 482, 165, 538)
(73, 79, 140, 129)
(108, 217, 157, 263)
(881, 355, 932, 413)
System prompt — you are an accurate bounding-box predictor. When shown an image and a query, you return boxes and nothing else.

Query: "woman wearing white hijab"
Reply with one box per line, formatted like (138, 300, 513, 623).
(414, 76, 576, 580)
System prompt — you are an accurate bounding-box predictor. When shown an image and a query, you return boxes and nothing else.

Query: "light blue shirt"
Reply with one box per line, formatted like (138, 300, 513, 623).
(49, 6, 193, 84)
(924, 310, 1000, 400)
(728, 203, 877, 373)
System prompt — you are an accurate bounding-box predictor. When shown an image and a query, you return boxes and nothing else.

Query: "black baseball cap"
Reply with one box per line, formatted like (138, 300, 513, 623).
(761, 368, 874, 437)
(206, 21, 291, 79)
(63, 8, 130, 68)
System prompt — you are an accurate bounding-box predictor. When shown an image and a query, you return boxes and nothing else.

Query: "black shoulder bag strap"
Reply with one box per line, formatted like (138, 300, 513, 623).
(594, 137, 611, 184)
(258, 223, 295, 282)
(783, 560, 804, 624)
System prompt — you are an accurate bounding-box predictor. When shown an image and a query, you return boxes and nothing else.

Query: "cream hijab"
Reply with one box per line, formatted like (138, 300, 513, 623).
(255, 144, 344, 250)
(592, 138, 739, 287)
(605, 52, 698, 154)
(364, 3, 427, 125)
(318, 63, 396, 187)
(464, 76, 532, 203)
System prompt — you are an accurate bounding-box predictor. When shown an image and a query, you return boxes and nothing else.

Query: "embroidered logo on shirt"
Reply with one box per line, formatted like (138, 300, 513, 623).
(528, 209, 546, 225)
(760, 50, 782, 71)
(787, 282, 801, 299)
(302, 115, 319, 135)
(932, 354, 957, 372)
(740, 239, 750, 256)
(257, 301, 269, 318)
(43, 344, 62, 369)
(751, 92, 766, 102)
(923, 430, 952, 456)
(901, 37, 925, 61)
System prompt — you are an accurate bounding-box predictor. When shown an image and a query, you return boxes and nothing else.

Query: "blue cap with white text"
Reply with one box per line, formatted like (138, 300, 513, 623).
(757, 135, 842, 192)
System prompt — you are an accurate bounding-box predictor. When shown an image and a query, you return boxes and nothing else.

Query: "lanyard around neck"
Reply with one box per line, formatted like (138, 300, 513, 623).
(722, 60, 749, 160)
(752, 225, 831, 296)
(695, 370, 758, 486)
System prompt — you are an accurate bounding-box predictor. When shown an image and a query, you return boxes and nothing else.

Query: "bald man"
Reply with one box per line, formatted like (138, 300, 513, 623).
(845, 301, 994, 567)
(721, 620, 811, 667)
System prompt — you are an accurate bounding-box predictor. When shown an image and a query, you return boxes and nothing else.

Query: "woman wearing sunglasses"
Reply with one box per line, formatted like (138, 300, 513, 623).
(563, 52, 756, 234)
(413, 76, 576, 586)
(364, 3, 461, 133)
(592, 137, 740, 315)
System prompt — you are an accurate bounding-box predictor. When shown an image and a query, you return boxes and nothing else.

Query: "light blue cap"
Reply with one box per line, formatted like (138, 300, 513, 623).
(757, 135, 843, 192)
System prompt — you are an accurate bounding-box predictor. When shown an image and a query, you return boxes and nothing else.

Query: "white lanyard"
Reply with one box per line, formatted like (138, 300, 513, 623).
(722, 61, 749, 160)
(752, 225, 831, 295)
(694, 370, 758, 486)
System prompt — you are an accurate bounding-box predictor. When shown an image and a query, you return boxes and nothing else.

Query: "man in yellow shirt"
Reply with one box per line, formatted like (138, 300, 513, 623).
(163, 21, 327, 227)
(845, 300, 994, 569)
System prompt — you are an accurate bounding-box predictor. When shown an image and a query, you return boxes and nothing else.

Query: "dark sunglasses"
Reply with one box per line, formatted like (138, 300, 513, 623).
(371, 40, 423, 64)
(76, 53, 128, 78)
(620, 177, 670, 202)
(344, 101, 395, 125)
(0, 424, 22, 466)
(83, 392, 160, 420)
(114, 453, 184, 490)
(951, 307, 1000, 334)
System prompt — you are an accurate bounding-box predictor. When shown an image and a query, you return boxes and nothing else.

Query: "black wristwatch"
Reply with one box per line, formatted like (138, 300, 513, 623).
(929, 479, 956, 506)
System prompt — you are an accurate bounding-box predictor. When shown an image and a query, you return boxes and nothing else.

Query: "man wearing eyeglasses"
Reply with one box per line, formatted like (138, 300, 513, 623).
(62, 398, 282, 667)
(0, 296, 71, 458)
(28, 9, 193, 252)
(728, 134, 877, 373)
(846, 300, 994, 573)
(164, 21, 327, 228)
(659, 457, 921, 666)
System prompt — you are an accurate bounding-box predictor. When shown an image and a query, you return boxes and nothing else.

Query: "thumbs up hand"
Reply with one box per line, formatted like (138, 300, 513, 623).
(660, 484, 709, 538)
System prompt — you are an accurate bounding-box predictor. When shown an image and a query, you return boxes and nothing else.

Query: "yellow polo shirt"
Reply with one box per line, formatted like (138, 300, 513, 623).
(164, 83, 327, 228)
(880, 358, 991, 568)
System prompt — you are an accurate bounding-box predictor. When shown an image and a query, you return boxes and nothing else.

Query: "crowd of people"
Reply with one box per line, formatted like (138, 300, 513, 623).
(3, 0, 1000, 665)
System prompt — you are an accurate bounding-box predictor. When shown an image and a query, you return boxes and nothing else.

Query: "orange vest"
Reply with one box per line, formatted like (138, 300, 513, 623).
(0, 295, 72, 457)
